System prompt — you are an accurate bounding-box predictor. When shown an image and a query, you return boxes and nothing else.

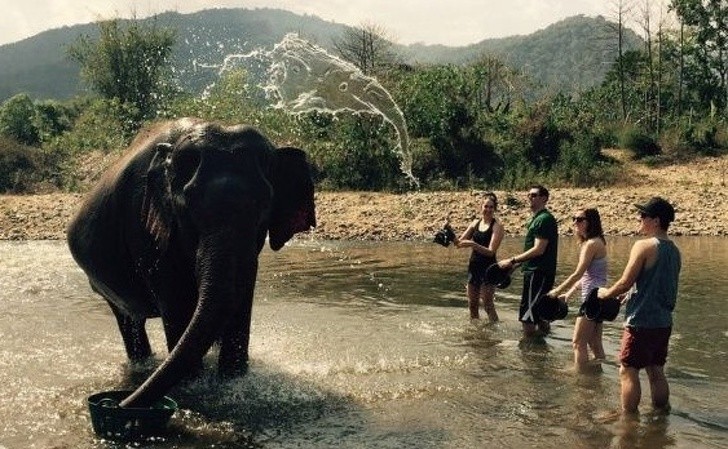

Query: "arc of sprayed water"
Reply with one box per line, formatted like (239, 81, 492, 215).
(199, 33, 418, 186)
(262, 34, 417, 186)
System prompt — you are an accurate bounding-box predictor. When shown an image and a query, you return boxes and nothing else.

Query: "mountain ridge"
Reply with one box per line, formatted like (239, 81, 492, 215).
(0, 8, 642, 102)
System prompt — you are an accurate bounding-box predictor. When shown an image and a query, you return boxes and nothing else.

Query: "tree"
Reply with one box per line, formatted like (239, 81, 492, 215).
(469, 55, 521, 114)
(671, 0, 728, 113)
(395, 64, 501, 184)
(607, 0, 636, 121)
(0, 94, 39, 146)
(33, 100, 77, 144)
(637, 0, 675, 132)
(68, 17, 176, 126)
(333, 23, 398, 76)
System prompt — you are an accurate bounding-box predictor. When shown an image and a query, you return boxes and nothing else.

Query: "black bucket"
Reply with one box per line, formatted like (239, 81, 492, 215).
(485, 263, 512, 289)
(433, 224, 457, 247)
(535, 294, 569, 321)
(87, 390, 177, 441)
(580, 288, 621, 322)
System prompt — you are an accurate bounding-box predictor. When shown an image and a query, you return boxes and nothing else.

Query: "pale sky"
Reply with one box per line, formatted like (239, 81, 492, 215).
(2, 0, 611, 47)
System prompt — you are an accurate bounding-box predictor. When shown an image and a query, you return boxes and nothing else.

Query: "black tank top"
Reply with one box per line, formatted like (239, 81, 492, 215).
(469, 218, 496, 265)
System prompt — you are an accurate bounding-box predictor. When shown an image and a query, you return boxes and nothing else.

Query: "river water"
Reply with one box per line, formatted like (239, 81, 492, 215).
(0, 237, 726, 449)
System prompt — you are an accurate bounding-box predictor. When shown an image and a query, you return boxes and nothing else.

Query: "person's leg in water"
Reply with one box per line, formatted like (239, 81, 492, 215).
(538, 319, 551, 334)
(572, 316, 592, 370)
(480, 284, 499, 322)
(520, 271, 549, 337)
(645, 364, 670, 412)
(620, 365, 642, 414)
(466, 282, 481, 319)
(589, 322, 606, 360)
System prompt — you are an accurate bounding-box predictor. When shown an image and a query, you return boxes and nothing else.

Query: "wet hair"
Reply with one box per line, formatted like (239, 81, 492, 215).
(578, 208, 606, 244)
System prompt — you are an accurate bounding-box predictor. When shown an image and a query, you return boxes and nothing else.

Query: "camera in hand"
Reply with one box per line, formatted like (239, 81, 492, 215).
(433, 223, 456, 247)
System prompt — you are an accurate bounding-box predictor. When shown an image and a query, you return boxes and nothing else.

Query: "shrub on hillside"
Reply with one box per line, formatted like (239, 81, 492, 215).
(0, 137, 43, 193)
(619, 127, 661, 158)
(552, 134, 615, 187)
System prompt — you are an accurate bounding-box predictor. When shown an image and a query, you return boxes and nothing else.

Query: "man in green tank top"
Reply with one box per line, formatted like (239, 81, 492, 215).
(598, 197, 681, 414)
(499, 185, 558, 337)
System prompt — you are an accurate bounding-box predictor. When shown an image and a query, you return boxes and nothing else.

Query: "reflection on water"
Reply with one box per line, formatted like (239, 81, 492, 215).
(0, 238, 726, 448)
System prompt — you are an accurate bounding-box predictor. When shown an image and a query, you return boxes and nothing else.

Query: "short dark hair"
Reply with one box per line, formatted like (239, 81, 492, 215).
(529, 184, 549, 199)
(635, 196, 675, 231)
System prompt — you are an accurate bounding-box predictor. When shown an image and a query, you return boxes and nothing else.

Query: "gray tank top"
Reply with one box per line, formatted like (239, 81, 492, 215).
(624, 238, 681, 328)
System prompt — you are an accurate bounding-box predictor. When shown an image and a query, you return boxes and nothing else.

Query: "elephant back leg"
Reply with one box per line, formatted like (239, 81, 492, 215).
(109, 303, 152, 362)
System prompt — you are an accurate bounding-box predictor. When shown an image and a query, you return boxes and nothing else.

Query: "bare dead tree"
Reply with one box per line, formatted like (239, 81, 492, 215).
(606, 0, 635, 122)
(333, 22, 398, 76)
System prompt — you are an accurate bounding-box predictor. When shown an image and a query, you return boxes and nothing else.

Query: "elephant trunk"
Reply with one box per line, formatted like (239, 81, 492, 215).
(120, 230, 242, 408)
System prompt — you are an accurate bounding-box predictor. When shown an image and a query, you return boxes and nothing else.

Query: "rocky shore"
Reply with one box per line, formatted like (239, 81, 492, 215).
(1, 154, 727, 241)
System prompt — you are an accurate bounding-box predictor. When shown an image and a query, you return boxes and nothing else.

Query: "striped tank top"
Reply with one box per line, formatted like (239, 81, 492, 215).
(580, 256, 607, 303)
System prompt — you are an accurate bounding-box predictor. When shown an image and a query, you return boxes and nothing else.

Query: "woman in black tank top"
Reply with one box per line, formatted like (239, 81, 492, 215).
(454, 193, 505, 321)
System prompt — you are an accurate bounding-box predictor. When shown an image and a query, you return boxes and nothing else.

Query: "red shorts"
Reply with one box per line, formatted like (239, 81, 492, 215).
(619, 326, 672, 369)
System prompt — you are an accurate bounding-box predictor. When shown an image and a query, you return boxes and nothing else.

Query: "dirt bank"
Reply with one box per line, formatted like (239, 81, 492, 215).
(1, 154, 727, 241)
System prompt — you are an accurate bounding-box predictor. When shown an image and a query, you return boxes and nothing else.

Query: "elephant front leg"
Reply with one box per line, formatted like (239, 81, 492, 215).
(218, 309, 251, 377)
(217, 262, 256, 377)
(110, 305, 152, 362)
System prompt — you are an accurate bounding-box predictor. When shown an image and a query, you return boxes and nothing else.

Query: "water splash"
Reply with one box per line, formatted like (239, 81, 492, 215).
(212, 33, 417, 186)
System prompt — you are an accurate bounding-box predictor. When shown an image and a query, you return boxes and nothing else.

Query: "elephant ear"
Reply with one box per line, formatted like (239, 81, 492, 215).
(268, 147, 316, 251)
(142, 142, 174, 249)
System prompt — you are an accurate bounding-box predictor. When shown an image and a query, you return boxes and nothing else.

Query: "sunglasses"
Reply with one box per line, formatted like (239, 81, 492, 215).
(527, 192, 541, 198)
(639, 212, 654, 219)
(573, 216, 587, 223)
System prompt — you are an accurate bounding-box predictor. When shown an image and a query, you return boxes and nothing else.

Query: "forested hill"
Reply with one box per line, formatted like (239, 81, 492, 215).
(403, 15, 643, 93)
(0, 8, 642, 102)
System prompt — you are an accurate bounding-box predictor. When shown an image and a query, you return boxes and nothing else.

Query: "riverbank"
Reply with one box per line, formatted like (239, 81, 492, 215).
(1, 153, 727, 240)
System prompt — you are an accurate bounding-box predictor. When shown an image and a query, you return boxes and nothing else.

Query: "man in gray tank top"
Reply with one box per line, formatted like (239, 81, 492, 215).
(598, 197, 681, 414)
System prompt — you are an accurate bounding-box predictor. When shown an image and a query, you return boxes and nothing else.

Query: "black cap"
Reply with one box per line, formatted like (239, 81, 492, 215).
(634, 196, 675, 224)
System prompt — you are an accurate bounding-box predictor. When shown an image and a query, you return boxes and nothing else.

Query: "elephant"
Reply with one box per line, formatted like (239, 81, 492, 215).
(67, 118, 316, 408)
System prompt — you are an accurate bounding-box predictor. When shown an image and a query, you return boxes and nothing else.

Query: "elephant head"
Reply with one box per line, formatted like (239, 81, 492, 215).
(66, 118, 315, 408)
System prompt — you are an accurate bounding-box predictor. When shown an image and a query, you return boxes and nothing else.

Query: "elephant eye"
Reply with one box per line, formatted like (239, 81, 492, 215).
(170, 147, 201, 188)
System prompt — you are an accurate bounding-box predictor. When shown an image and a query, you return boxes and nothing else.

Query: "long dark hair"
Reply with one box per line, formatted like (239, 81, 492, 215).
(579, 208, 606, 244)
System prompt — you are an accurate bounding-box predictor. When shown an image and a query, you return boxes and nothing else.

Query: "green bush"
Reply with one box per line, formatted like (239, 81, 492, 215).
(0, 137, 43, 192)
(304, 114, 404, 191)
(657, 118, 727, 159)
(682, 120, 724, 156)
(38, 98, 134, 191)
(619, 127, 661, 158)
(553, 136, 620, 186)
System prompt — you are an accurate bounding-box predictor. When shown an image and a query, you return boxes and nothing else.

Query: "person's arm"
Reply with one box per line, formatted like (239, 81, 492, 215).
(549, 241, 597, 298)
(562, 281, 581, 301)
(598, 240, 648, 300)
(499, 236, 548, 268)
(455, 220, 477, 247)
(487, 220, 505, 255)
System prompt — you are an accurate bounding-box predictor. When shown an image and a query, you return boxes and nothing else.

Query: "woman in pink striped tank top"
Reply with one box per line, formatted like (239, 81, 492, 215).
(548, 208, 608, 372)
